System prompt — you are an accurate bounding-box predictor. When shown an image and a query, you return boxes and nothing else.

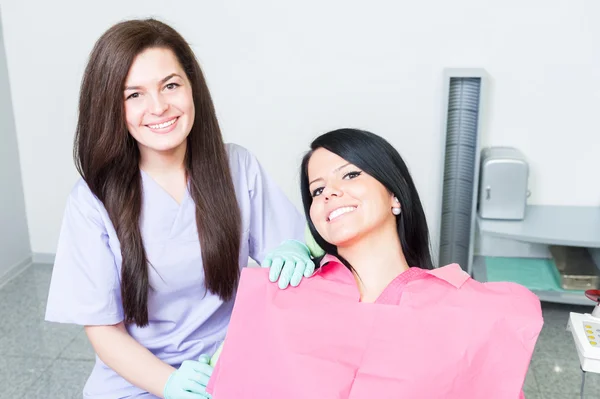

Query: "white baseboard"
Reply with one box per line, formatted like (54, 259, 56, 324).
(0, 255, 32, 289)
(32, 252, 56, 265)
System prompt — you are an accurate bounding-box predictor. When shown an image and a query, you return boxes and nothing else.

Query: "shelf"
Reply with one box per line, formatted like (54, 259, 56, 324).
(477, 205, 600, 248)
(472, 256, 594, 307)
(529, 290, 592, 307)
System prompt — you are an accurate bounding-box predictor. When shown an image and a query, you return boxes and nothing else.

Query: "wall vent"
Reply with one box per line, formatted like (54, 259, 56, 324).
(437, 69, 488, 274)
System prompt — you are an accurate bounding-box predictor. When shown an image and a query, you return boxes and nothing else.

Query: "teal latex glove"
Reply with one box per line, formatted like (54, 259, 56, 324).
(262, 239, 315, 289)
(164, 355, 213, 399)
(304, 225, 325, 258)
(210, 342, 224, 367)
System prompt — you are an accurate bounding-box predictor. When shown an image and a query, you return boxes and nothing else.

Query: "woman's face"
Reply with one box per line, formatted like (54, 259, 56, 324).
(307, 148, 398, 248)
(123, 47, 195, 158)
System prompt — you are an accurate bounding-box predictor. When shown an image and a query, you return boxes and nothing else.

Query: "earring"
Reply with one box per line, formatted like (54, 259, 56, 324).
(392, 196, 401, 215)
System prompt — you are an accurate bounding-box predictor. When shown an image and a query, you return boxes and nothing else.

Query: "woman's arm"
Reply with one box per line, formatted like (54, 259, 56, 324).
(85, 322, 174, 397)
(85, 323, 214, 398)
(232, 144, 314, 288)
(47, 183, 213, 397)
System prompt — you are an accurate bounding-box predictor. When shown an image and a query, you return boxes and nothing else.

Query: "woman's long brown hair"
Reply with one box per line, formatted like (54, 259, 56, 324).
(74, 19, 241, 327)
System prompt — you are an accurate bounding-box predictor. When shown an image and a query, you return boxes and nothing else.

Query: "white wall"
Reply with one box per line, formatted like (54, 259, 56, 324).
(1, 0, 598, 256)
(0, 6, 30, 280)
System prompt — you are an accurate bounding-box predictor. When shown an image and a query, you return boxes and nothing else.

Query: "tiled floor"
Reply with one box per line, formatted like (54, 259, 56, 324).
(1, 264, 600, 398)
(0, 264, 95, 399)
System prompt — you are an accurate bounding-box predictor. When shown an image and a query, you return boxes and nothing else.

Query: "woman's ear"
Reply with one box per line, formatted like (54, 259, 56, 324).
(391, 196, 401, 216)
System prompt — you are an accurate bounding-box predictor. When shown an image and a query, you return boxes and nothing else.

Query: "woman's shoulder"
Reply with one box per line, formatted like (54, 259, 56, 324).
(420, 263, 541, 313)
(224, 142, 249, 156)
(224, 142, 254, 165)
(65, 178, 110, 222)
(67, 178, 100, 205)
(224, 142, 264, 180)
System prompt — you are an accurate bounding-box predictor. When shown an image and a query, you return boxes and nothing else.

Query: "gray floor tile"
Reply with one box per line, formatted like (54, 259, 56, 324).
(0, 355, 54, 399)
(533, 357, 600, 396)
(522, 389, 541, 399)
(59, 330, 96, 361)
(0, 264, 82, 358)
(0, 316, 82, 358)
(533, 323, 580, 363)
(0, 264, 53, 305)
(523, 364, 539, 392)
(26, 359, 94, 399)
(532, 302, 600, 397)
(580, 371, 600, 398)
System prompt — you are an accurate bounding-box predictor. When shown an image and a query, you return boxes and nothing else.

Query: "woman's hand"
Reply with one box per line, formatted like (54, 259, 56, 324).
(163, 355, 214, 399)
(262, 240, 315, 289)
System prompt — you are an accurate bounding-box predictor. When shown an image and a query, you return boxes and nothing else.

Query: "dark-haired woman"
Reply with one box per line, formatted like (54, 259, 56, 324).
(45, 19, 313, 399)
(207, 128, 543, 399)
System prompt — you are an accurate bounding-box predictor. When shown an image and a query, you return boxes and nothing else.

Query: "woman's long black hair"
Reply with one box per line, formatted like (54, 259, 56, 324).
(300, 128, 434, 270)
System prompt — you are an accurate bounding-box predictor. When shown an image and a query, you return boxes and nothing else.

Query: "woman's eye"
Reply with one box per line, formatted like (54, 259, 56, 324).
(126, 92, 140, 100)
(312, 187, 324, 197)
(165, 83, 180, 90)
(343, 171, 362, 180)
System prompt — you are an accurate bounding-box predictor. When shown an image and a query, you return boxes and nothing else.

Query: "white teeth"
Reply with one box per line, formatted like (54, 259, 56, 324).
(328, 206, 356, 221)
(148, 118, 177, 129)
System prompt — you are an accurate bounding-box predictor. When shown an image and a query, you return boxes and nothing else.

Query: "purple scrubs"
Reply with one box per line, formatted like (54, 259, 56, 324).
(45, 144, 305, 398)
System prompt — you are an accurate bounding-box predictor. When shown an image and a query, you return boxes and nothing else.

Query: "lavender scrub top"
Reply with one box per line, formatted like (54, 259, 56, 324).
(45, 143, 305, 398)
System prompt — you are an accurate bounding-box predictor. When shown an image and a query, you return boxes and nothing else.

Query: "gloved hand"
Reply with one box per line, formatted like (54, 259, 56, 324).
(304, 225, 325, 258)
(210, 342, 224, 367)
(164, 355, 213, 399)
(262, 239, 315, 289)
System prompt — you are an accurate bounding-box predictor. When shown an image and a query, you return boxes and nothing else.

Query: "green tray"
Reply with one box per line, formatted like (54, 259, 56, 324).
(484, 256, 585, 295)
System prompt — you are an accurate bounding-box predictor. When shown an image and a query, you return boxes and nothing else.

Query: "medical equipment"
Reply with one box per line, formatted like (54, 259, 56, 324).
(478, 147, 529, 220)
(552, 246, 600, 290)
(567, 289, 600, 398)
